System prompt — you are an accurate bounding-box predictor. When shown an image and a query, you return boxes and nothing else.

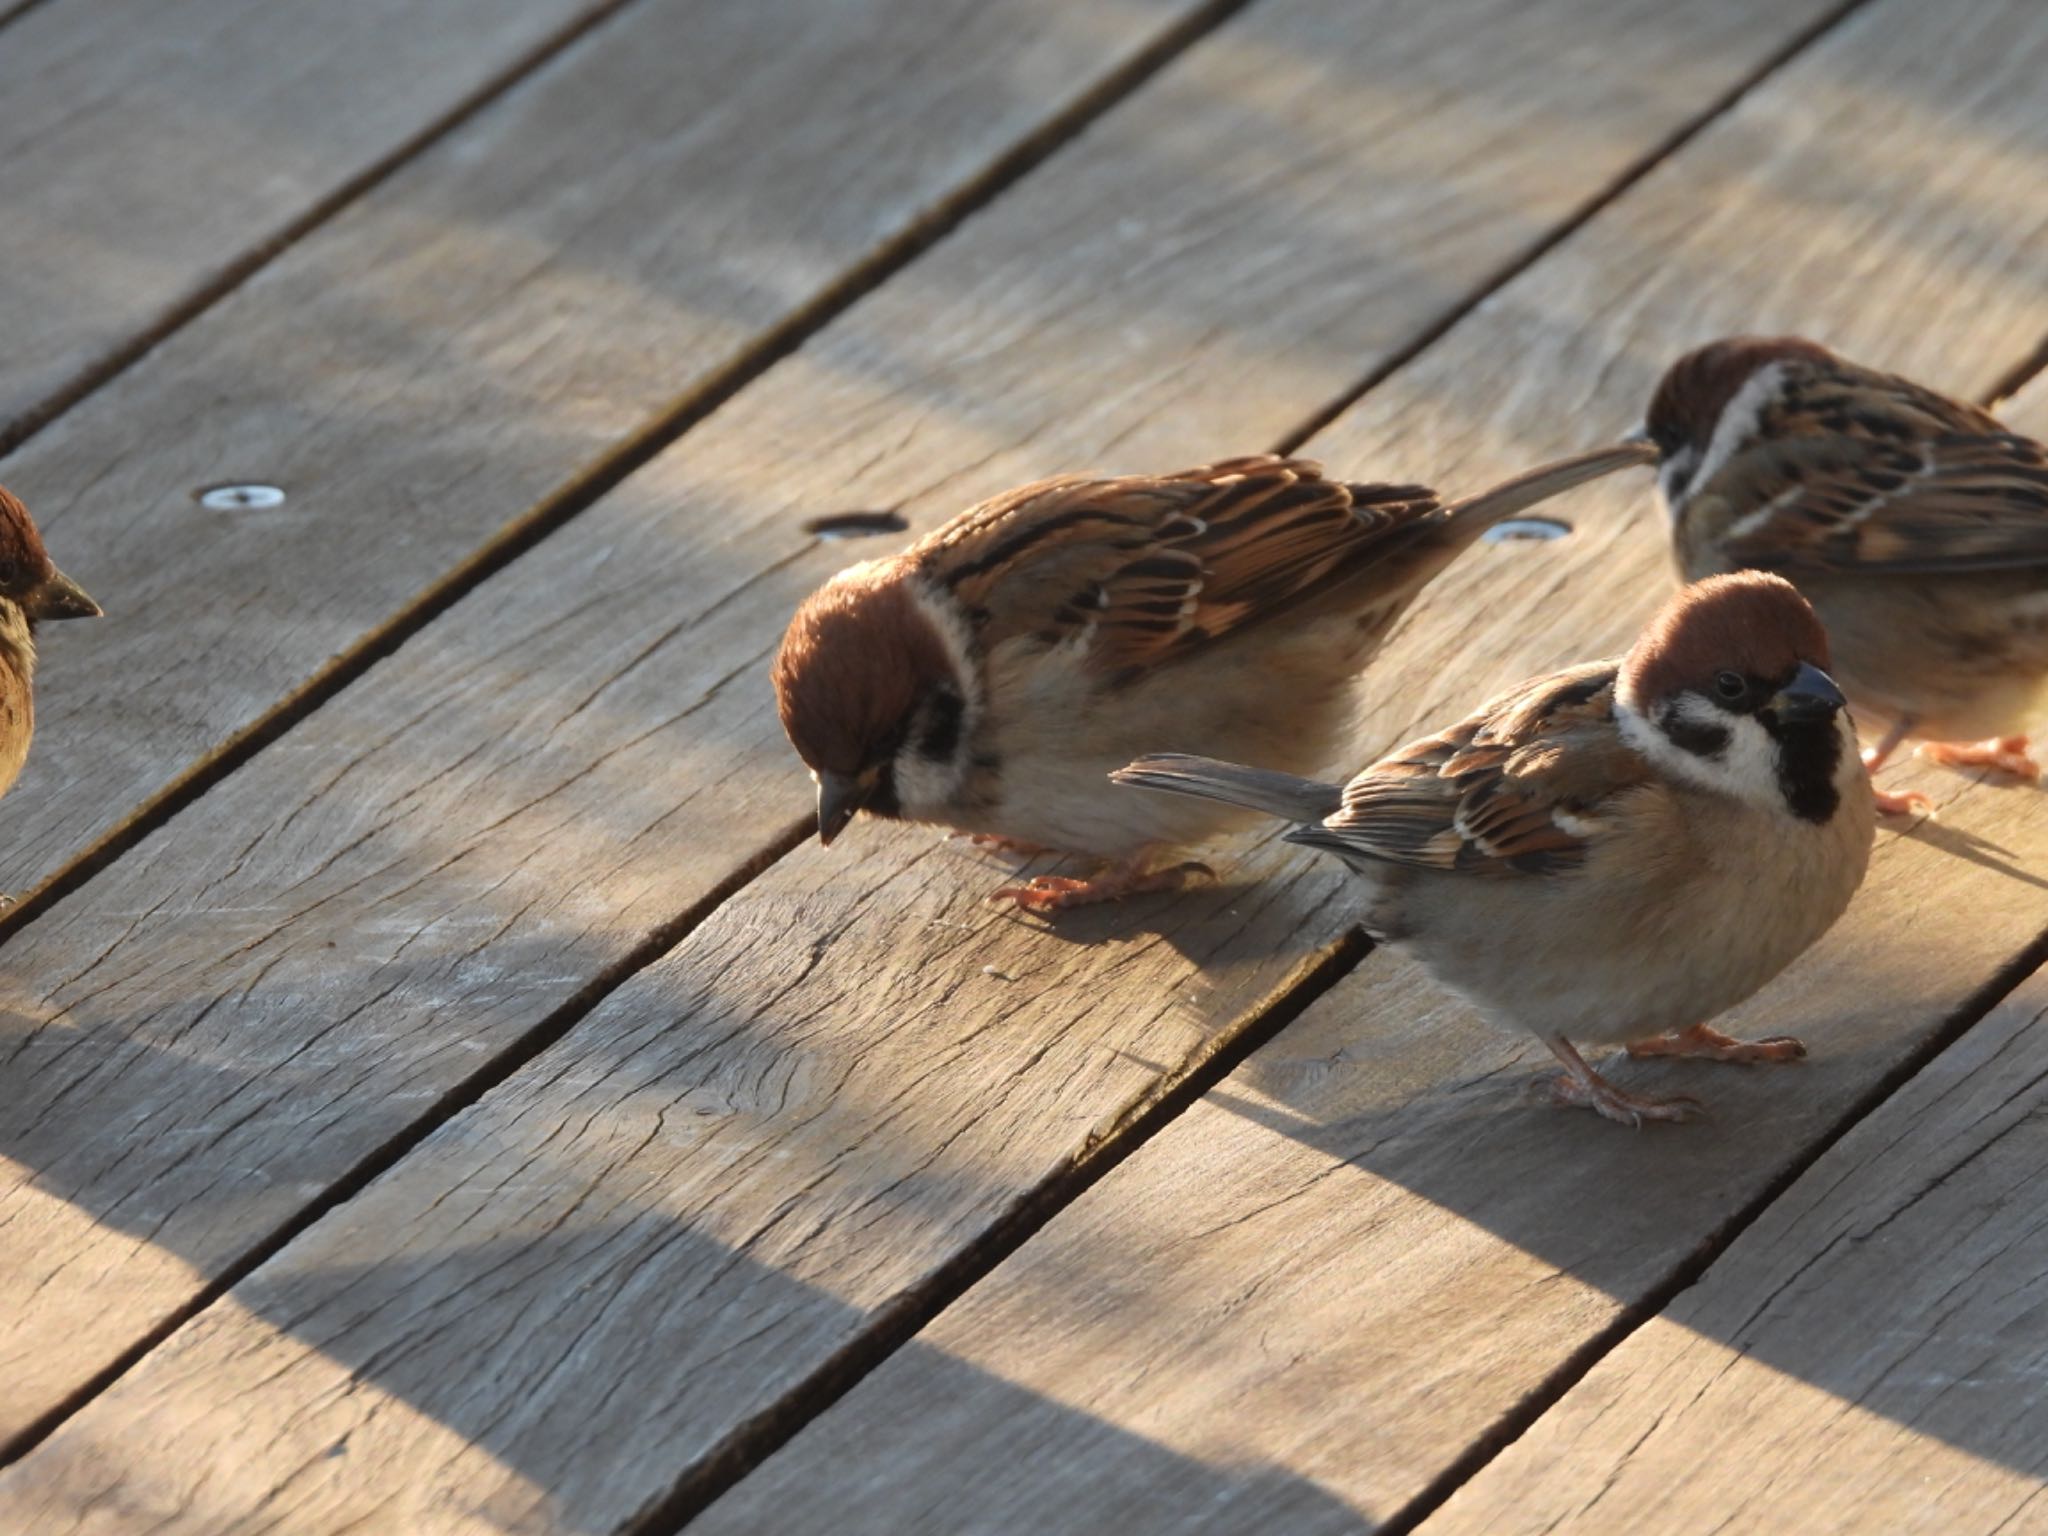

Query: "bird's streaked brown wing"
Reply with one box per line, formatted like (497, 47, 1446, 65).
(925, 456, 1444, 680)
(1290, 661, 1647, 877)
(1705, 375, 2048, 576)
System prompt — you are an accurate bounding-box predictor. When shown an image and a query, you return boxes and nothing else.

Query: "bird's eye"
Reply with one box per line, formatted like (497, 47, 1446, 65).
(1713, 670, 1747, 702)
(0, 560, 20, 588)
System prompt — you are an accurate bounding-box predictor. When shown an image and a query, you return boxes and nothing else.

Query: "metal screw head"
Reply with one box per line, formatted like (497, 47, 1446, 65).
(1482, 516, 1572, 543)
(196, 483, 285, 511)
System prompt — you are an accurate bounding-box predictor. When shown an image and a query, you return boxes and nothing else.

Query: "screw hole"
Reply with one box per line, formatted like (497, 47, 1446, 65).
(802, 510, 909, 541)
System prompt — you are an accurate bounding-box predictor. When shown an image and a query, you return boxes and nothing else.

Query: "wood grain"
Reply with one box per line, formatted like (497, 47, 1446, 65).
(1406, 976, 2048, 1534)
(0, 0, 1852, 1522)
(673, 2, 2048, 1529)
(0, 0, 617, 441)
(0, 0, 1210, 905)
(0, 0, 1229, 1448)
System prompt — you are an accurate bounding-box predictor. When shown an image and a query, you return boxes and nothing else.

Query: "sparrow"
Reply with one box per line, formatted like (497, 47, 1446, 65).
(773, 443, 1653, 911)
(1114, 572, 1875, 1126)
(0, 486, 100, 826)
(1640, 334, 2048, 814)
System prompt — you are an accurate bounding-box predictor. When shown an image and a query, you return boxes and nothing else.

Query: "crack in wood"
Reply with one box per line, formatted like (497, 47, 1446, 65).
(615, 926, 1371, 1536)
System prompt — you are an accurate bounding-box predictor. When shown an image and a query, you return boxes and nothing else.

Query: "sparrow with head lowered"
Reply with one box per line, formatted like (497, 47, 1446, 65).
(773, 444, 1652, 911)
(0, 486, 100, 831)
(1116, 572, 1874, 1125)
(1641, 334, 2048, 813)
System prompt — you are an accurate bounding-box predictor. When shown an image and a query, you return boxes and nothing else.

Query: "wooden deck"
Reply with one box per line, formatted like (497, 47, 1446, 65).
(0, 0, 2044, 1530)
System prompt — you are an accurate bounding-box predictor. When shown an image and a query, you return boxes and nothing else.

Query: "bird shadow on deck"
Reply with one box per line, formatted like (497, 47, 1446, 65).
(6, 1223, 1374, 1535)
(2, 765, 2043, 1529)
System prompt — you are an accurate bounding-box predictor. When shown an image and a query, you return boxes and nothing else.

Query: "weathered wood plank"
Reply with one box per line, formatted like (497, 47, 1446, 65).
(1405, 968, 2048, 1534)
(0, 0, 1216, 906)
(0, 0, 1849, 1519)
(0, 0, 619, 443)
(684, 787, 2048, 1534)
(669, 3, 2048, 1528)
(0, 0, 1237, 1446)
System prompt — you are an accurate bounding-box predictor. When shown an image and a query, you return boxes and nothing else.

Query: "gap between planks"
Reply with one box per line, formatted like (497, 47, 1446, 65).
(1273, 0, 1872, 456)
(0, 0, 58, 32)
(0, 0, 1906, 1502)
(625, 929, 1373, 1535)
(0, 0, 651, 457)
(0, 813, 809, 1468)
(1370, 922, 2048, 1536)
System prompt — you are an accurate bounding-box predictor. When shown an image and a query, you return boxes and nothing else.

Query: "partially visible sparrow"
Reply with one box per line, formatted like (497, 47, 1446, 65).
(0, 486, 100, 823)
(1641, 334, 2048, 812)
(774, 444, 1652, 911)
(1115, 572, 1874, 1126)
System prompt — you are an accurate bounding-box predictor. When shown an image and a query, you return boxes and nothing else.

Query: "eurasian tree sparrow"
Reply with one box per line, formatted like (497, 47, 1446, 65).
(1641, 334, 2048, 812)
(774, 445, 1652, 910)
(1115, 572, 1874, 1125)
(0, 486, 100, 835)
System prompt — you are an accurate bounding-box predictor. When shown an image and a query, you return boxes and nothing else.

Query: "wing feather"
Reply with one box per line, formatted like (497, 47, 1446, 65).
(1702, 364, 2048, 576)
(1291, 663, 1646, 878)
(923, 456, 1443, 678)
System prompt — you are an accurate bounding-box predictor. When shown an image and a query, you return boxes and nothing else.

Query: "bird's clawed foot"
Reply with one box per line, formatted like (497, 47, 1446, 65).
(1863, 722, 1933, 817)
(1544, 1070, 1704, 1127)
(1871, 784, 1934, 818)
(1626, 1022, 1806, 1064)
(1541, 1033, 1703, 1127)
(1917, 734, 2039, 783)
(990, 860, 1214, 913)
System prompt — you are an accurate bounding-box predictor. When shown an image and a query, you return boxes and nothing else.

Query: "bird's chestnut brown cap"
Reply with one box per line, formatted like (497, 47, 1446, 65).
(1644, 335, 1836, 457)
(0, 485, 99, 622)
(1621, 570, 1831, 708)
(772, 559, 954, 779)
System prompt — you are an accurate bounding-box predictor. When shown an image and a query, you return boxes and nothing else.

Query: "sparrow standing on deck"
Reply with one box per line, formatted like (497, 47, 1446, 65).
(1640, 335, 2048, 813)
(773, 444, 1652, 911)
(1116, 573, 1874, 1126)
(0, 486, 100, 811)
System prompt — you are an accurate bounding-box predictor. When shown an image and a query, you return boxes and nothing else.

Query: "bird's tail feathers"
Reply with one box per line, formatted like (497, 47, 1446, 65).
(1111, 753, 1343, 825)
(1447, 440, 1656, 534)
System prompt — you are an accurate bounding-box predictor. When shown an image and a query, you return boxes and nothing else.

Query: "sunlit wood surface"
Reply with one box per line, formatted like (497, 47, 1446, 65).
(0, 0, 2042, 1531)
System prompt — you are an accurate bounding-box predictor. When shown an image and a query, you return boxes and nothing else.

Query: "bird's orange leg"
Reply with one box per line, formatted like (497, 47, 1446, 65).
(1541, 1035, 1703, 1126)
(1626, 1022, 1806, 1064)
(1916, 734, 2039, 783)
(990, 859, 1213, 913)
(1861, 717, 1932, 817)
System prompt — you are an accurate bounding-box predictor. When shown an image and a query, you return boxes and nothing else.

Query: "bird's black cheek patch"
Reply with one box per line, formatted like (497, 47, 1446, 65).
(917, 685, 965, 761)
(1660, 706, 1730, 759)
(1767, 717, 1843, 824)
(867, 764, 903, 819)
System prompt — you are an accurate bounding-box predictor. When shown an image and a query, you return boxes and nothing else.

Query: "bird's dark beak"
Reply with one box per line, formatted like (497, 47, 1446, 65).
(25, 567, 101, 622)
(1769, 661, 1846, 724)
(815, 770, 868, 847)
